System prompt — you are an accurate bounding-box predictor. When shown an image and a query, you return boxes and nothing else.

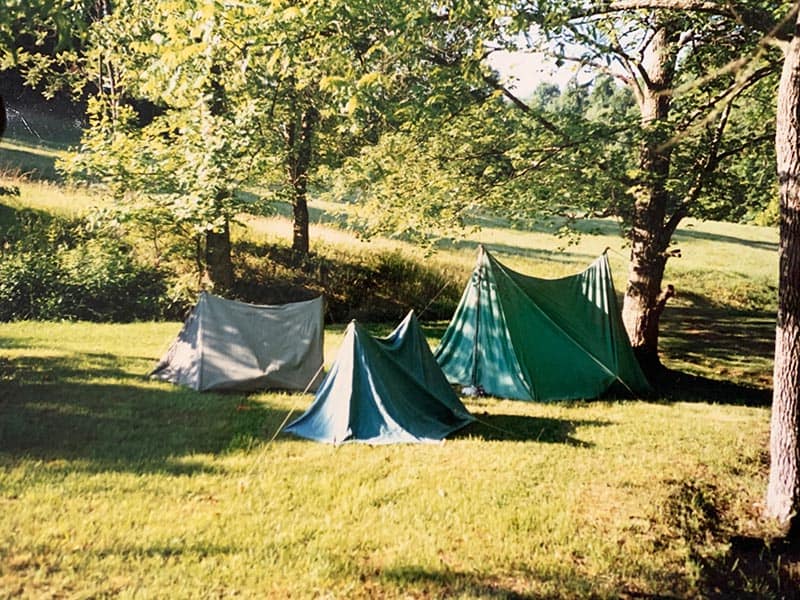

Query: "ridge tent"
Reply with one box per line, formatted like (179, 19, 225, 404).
(285, 311, 475, 444)
(434, 246, 650, 402)
(151, 292, 324, 392)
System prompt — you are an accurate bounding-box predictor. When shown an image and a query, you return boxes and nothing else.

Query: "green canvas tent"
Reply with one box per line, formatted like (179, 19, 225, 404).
(285, 311, 475, 444)
(151, 292, 324, 392)
(434, 246, 650, 401)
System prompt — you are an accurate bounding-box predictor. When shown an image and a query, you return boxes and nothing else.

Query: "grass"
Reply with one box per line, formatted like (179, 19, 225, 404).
(0, 141, 66, 182)
(1, 137, 796, 597)
(0, 321, 780, 598)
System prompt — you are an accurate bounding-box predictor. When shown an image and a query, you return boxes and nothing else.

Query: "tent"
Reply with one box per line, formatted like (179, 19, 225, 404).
(151, 292, 324, 392)
(285, 311, 475, 444)
(434, 246, 650, 401)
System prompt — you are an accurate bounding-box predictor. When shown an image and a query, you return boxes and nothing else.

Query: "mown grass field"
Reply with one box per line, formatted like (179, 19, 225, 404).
(1, 139, 797, 598)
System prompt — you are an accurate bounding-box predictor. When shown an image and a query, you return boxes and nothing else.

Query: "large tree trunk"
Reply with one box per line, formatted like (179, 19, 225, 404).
(204, 220, 234, 294)
(621, 21, 679, 377)
(287, 106, 318, 256)
(767, 4, 800, 538)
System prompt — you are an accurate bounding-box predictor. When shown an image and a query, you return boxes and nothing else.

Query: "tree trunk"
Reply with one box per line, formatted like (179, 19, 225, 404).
(767, 3, 800, 538)
(199, 66, 235, 292)
(204, 220, 234, 294)
(287, 106, 318, 256)
(0, 93, 6, 140)
(621, 21, 678, 377)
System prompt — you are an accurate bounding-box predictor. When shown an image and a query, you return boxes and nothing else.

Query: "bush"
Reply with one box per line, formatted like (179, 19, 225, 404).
(0, 251, 66, 320)
(0, 212, 167, 322)
(232, 242, 463, 323)
(59, 239, 167, 321)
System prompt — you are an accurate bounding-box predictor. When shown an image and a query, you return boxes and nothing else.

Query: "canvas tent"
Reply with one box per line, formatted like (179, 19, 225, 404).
(434, 246, 650, 402)
(285, 311, 475, 444)
(151, 292, 324, 392)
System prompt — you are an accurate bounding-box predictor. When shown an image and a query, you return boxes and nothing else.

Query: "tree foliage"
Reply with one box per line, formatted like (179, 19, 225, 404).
(325, 0, 785, 371)
(60, 0, 510, 286)
(0, 0, 97, 97)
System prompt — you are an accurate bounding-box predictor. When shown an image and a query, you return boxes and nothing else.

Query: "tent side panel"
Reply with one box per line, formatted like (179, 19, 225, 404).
(199, 295, 324, 392)
(288, 317, 474, 445)
(435, 251, 533, 400)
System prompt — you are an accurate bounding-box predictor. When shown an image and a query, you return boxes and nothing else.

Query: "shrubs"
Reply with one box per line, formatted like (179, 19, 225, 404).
(0, 205, 463, 323)
(232, 242, 463, 323)
(0, 209, 167, 321)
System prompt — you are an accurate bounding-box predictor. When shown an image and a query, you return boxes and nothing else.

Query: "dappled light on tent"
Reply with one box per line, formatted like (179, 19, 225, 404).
(434, 246, 650, 402)
(151, 293, 324, 392)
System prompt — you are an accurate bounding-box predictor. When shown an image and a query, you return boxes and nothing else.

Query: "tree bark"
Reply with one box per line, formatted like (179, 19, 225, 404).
(204, 220, 234, 294)
(621, 20, 679, 376)
(767, 2, 800, 538)
(287, 106, 318, 256)
(199, 65, 235, 292)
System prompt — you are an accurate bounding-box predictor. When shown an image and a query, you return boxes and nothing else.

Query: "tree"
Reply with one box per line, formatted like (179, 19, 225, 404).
(333, 1, 784, 376)
(64, 0, 447, 289)
(0, 0, 97, 142)
(768, 0, 800, 539)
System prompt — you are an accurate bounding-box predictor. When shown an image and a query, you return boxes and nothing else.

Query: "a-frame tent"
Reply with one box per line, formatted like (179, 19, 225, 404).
(285, 311, 475, 444)
(434, 246, 650, 402)
(151, 292, 324, 392)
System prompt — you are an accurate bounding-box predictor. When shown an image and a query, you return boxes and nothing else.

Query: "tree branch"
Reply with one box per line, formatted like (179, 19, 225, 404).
(567, 1, 783, 37)
(481, 74, 562, 135)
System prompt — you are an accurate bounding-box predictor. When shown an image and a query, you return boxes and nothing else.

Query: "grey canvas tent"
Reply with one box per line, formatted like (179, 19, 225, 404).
(285, 311, 475, 444)
(151, 292, 324, 392)
(434, 246, 650, 402)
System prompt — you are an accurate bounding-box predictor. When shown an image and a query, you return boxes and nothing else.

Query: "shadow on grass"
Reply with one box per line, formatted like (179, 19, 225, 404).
(661, 306, 775, 368)
(652, 369, 772, 407)
(701, 536, 800, 599)
(0, 351, 283, 473)
(454, 412, 609, 446)
(656, 304, 774, 406)
(672, 226, 778, 253)
(377, 565, 681, 599)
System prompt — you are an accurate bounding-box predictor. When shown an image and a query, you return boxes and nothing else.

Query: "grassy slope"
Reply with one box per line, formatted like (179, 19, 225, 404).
(1, 141, 794, 597)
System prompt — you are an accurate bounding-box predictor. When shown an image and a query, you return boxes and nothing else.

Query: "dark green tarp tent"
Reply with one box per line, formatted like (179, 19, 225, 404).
(434, 246, 650, 401)
(285, 311, 475, 444)
(151, 292, 324, 392)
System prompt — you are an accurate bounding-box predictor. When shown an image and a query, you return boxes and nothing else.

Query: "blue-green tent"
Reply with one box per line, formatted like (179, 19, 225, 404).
(434, 246, 650, 401)
(285, 311, 475, 444)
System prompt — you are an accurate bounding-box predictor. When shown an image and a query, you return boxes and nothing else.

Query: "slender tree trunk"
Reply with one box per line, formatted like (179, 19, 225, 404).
(204, 220, 234, 293)
(287, 106, 318, 256)
(199, 65, 235, 291)
(0, 94, 6, 140)
(621, 22, 679, 377)
(767, 3, 800, 538)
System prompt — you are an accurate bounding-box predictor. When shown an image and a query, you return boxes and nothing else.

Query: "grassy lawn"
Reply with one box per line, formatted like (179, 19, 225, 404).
(0, 321, 778, 598)
(1, 140, 797, 597)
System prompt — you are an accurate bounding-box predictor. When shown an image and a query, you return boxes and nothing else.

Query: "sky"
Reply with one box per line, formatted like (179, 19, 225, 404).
(486, 49, 587, 98)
